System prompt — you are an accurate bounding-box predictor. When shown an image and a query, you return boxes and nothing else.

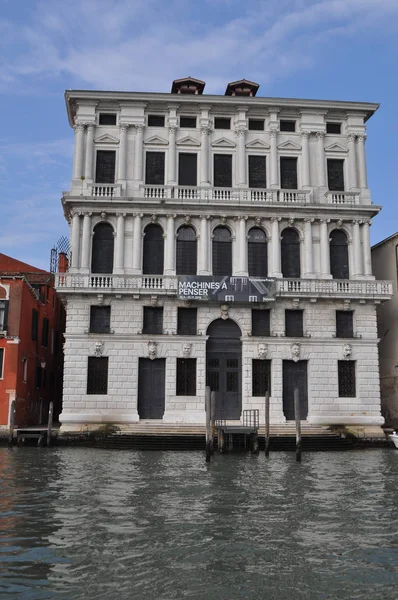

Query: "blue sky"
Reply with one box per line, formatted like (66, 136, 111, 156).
(1, 0, 397, 269)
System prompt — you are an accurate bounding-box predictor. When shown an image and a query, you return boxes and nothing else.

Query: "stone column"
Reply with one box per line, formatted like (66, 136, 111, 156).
(167, 125, 177, 185)
(80, 212, 92, 273)
(236, 216, 248, 275)
(84, 124, 95, 182)
(164, 214, 176, 275)
(356, 134, 367, 189)
(362, 220, 373, 277)
(118, 124, 128, 182)
(352, 220, 363, 277)
(115, 213, 126, 274)
(303, 218, 314, 277)
(200, 127, 211, 186)
(270, 217, 282, 277)
(316, 131, 326, 189)
(132, 213, 143, 274)
(70, 212, 81, 271)
(301, 130, 311, 188)
(347, 134, 357, 190)
(198, 215, 210, 274)
(134, 125, 145, 183)
(319, 219, 330, 278)
(72, 124, 85, 180)
(269, 129, 279, 188)
(235, 128, 247, 187)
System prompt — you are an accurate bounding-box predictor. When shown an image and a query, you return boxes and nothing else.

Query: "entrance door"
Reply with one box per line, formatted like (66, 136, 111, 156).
(206, 319, 242, 420)
(138, 358, 165, 419)
(283, 360, 308, 420)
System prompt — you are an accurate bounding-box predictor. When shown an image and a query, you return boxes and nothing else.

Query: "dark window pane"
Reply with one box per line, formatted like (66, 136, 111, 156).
(99, 113, 117, 125)
(330, 230, 349, 279)
(143, 307, 163, 334)
(280, 120, 296, 132)
(35, 366, 42, 388)
(214, 154, 232, 187)
(227, 371, 238, 392)
(214, 117, 231, 129)
(143, 224, 164, 274)
(145, 152, 165, 185)
(91, 223, 114, 274)
(90, 306, 111, 334)
(336, 311, 353, 338)
(0, 300, 9, 331)
(41, 318, 49, 347)
(281, 228, 300, 278)
(177, 308, 197, 335)
(95, 150, 116, 184)
(180, 116, 196, 128)
(338, 361, 356, 397)
(248, 227, 268, 277)
(31, 309, 38, 341)
(248, 119, 264, 131)
(248, 155, 267, 188)
(176, 226, 197, 275)
(87, 357, 108, 394)
(285, 310, 303, 337)
(327, 159, 345, 191)
(212, 226, 232, 275)
(207, 370, 219, 391)
(148, 115, 165, 127)
(178, 153, 197, 186)
(280, 157, 298, 189)
(326, 122, 341, 134)
(0, 348, 3, 379)
(176, 358, 196, 395)
(252, 310, 270, 336)
(252, 359, 271, 396)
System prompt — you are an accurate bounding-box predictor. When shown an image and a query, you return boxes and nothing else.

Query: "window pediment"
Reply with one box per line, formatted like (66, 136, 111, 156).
(145, 135, 169, 146)
(176, 136, 201, 147)
(211, 137, 236, 148)
(94, 134, 119, 144)
(324, 143, 348, 153)
(246, 139, 270, 149)
(277, 140, 302, 151)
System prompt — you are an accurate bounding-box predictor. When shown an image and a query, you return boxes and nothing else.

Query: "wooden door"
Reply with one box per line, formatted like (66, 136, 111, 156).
(282, 360, 308, 420)
(138, 358, 166, 419)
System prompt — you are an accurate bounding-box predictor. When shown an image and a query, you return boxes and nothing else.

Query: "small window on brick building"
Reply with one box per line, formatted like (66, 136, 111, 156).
(214, 117, 231, 129)
(90, 306, 111, 334)
(87, 357, 109, 395)
(143, 307, 163, 334)
(177, 308, 197, 335)
(41, 318, 49, 347)
(99, 113, 117, 126)
(95, 150, 116, 184)
(0, 300, 8, 331)
(326, 122, 341, 134)
(176, 358, 196, 395)
(148, 115, 165, 127)
(180, 116, 196, 128)
(336, 311, 353, 338)
(0, 348, 4, 379)
(285, 310, 303, 337)
(248, 119, 264, 131)
(31, 309, 38, 341)
(252, 359, 271, 396)
(23, 357, 28, 382)
(280, 120, 296, 132)
(252, 310, 270, 336)
(338, 360, 356, 397)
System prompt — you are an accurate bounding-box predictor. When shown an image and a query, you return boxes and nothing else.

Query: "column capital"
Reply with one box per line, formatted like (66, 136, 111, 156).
(116, 212, 126, 218)
(319, 218, 330, 224)
(132, 212, 143, 218)
(304, 217, 314, 223)
(201, 214, 212, 220)
(168, 124, 178, 134)
(269, 128, 278, 138)
(74, 123, 85, 133)
(200, 126, 212, 136)
(316, 131, 326, 140)
(300, 130, 311, 139)
(351, 219, 360, 225)
(85, 122, 95, 130)
(234, 215, 248, 221)
(357, 134, 367, 143)
(119, 123, 130, 131)
(166, 213, 177, 219)
(82, 211, 93, 217)
(135, 123, 145, 133)
(234, 127, 247, 137)
(347, 133, 356, 143)
(271, 216, 282, 223)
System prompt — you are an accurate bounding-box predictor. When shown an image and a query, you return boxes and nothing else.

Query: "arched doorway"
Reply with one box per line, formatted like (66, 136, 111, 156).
(281, 227, 300, 278)
(206, 319, 242, 420)
(330, 230, 349, 279)
(143, 224, 164, 274)
(91, 222, 114, 274)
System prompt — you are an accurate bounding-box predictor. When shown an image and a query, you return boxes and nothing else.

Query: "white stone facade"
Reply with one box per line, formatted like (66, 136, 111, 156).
(57, 81, 392, 432)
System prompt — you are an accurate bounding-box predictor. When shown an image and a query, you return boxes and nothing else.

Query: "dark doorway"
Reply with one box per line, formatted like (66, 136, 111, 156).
(330, 230, 349, 279)
(138, 358, 166, 419)
(91, 223, 114, 273)
(281, 228, 300, 278)
(283, 360, 308, 420)
(143, 224, 164, 274)
(206, 319, 242, 420)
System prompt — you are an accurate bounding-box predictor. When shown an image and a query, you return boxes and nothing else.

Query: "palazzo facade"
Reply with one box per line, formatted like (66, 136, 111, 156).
(56, 77, 392, 432)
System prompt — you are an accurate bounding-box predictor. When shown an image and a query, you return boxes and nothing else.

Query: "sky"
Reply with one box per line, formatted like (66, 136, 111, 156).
(0, 0, 397, 270)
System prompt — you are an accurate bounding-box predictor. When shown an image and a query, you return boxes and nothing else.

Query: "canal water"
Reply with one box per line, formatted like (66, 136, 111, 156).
(0, 448, 397, 600)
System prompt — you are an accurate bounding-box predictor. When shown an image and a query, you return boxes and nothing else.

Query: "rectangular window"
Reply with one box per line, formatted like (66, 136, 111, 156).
(248, 119, 264, 131)
(252, 310, 270, 336)
(41, 318, 49, 347)
(248, 155, 267, 188)
(338, 360, 356, 397)
(87, 356, 109, 395)
(0, 300, 8, 331)
(31, 309, 38, 341)
(177, 308, 197, 335)
(95, 150, 116, 184)
(90, 306, 111, 334)
(180, 116, 196, 128)
(336, 311, 354, 338)
(326, 122, 341, 134)
(0, 348, 4, 379)
(327, 159, 345, 191)
(176, 358, 196, 395)
(148, 115, 165, 127)
(252, 359, 271, 396)
(285, 310, 303, 337)
(280, 157, 298, 189)
(35, 366, 42, 388)
(178, 153, 197, 186)
(145, 151, 165, 185)
(99, 113, 117, 126)
(280, 120, 296, 132)
(214, 117, 231, 129)
(214, 154, 232, 187)
(143, 307, 163, 334)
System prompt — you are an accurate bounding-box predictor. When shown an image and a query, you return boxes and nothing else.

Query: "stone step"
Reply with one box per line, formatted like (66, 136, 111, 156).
(113, 424, 335, 437)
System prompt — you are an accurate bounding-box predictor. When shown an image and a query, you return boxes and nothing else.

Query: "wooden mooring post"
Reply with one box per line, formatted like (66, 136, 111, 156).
(210, 391, 216, 455)
(205, 386, 211, 463)
(294, 387, 302, 462)
(8, 400, 16, 446)
(265, 391, 270, 457)
(47, 402, 54, 447)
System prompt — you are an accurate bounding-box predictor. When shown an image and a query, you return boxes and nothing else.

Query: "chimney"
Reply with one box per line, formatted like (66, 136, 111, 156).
(58, 252, 69, 273)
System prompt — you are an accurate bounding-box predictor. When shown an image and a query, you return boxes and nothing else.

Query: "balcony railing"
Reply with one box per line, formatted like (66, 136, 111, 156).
(142, 186, 311, 204)
(326, 191, 359, 205)
(278, 279, 392, 298)
(88, 184, 122, 198)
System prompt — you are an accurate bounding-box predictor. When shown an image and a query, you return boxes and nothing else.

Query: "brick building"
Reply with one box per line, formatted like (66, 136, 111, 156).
(56, 77, 392, 433)
(0, 254, 65, 430)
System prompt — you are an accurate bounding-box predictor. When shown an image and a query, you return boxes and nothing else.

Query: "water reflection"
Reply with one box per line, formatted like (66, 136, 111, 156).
(0, 448, 397, 599)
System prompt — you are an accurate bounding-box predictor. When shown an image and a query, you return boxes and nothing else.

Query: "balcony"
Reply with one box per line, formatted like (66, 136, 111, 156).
(142, 186, 312, 205)
(88, 184, 122, 198)
(326, 191, 359, 205)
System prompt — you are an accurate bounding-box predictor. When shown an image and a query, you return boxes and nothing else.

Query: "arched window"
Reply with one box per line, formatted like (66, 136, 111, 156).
(143, 224, 164, 274)
(330, 230, 349, 279)
(91, 223, 114, 274)
(213, 226, 232, 276)
(281, 228, 300, 278)
(248, 228, 267, 277)
(176, 226, 197, 275)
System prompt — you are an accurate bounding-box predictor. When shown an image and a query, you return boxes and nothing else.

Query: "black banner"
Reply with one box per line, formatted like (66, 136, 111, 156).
(177, 276, 276, 302)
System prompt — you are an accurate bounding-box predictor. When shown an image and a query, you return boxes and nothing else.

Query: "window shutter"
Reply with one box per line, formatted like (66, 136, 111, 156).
(178, 154, 197, 186)
(41, 318, 49, 347)
(214, 154, 232, 187)
(145, 152, 165, 184)
(327, 159, 345, 191)
(95, 150, 116, 183)
(280, 157, 298, 189)
(248, 155, 267, 188)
